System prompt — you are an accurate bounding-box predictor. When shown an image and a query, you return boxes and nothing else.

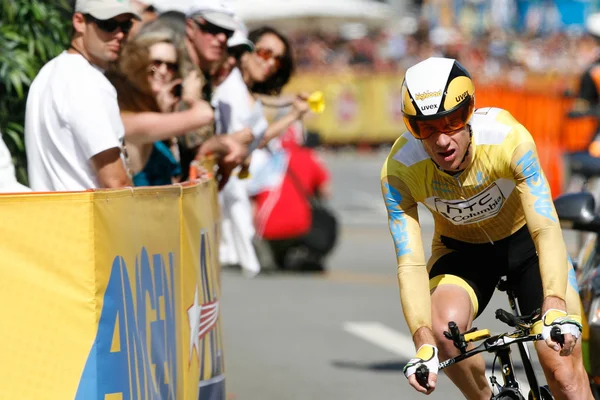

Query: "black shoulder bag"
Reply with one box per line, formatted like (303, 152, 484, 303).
(285, 165, 339, 255)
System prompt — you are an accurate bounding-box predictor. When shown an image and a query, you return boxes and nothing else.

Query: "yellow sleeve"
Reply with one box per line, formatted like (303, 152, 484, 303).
(381, 161, 429, 336)
(510, 128, 567, 301)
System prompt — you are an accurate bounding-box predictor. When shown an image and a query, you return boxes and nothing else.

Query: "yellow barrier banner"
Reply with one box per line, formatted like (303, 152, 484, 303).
(0, 181, 224, 399)
(364, 74, 406, 143)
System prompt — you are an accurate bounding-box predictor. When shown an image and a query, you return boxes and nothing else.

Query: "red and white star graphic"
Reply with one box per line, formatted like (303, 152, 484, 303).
(188, 285, 219, 363)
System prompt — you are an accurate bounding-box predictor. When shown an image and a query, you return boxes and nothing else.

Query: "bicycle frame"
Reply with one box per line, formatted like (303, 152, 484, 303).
(434, 283, 550, 400)
(502, 283, 545, 400)
(438, 328, 542, 398)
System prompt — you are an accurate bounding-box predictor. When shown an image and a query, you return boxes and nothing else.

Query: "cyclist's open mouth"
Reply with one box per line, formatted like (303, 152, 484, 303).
(439, 149, 455, 162)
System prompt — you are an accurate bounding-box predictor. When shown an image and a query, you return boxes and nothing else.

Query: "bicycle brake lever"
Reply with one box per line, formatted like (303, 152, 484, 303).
(550, 325, 565, 347)
(415, 365, 430, 390)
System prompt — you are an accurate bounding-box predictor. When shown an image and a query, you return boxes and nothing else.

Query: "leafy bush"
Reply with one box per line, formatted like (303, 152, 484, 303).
(0, 0, 72, 184)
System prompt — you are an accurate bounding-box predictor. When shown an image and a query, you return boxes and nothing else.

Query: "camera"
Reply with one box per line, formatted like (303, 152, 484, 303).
(172, 83, 183, 97)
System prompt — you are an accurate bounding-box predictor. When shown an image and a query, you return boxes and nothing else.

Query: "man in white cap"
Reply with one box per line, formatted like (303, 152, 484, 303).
(185, 0, 237, 77)
(175, 1, 249, 185)
(25, 0, 139, 191)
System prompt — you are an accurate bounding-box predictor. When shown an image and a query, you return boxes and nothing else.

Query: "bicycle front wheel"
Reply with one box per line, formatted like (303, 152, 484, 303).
(528, 385, 554, 400)
(493, 388, 526, 400)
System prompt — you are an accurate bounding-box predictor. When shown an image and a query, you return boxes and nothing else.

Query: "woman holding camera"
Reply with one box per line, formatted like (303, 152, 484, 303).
(106, 27, 214, 186)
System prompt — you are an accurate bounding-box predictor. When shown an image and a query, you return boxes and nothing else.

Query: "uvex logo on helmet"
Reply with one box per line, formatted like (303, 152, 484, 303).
(455, 90, 469, 103)
(400, 57, 476, 140)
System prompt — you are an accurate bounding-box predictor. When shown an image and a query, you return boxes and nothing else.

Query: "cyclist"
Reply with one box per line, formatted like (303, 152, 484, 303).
(381, 57, 593, 399)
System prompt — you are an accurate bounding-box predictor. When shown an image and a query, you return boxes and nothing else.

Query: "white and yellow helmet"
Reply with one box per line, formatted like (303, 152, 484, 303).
(401, 57, 475, 140)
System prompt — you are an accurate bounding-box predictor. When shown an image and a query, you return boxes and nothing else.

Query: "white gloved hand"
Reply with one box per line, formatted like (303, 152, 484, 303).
(540, 309, 583, 342)
(403, 344, 439, 380)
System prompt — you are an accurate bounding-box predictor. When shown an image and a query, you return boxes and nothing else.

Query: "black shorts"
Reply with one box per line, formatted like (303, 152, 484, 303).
(429, 225, 544, 319)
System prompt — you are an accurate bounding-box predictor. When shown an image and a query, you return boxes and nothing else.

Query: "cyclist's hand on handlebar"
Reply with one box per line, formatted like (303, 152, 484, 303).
(403, 344, 439, 394)
(540, 309, 583, 356)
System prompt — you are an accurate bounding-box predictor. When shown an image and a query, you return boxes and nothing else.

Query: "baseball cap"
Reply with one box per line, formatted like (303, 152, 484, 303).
(228, 18, 254, 52)
(76, 0, 141, 20)
(187, 0, 237, 32)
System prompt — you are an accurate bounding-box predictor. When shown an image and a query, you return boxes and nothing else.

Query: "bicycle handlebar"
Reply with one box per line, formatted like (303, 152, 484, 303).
(412, 310, 566, 391)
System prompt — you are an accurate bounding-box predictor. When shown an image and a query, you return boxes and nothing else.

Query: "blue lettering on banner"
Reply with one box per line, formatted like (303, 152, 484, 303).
(515, 150, 557, 222)
(75, 248, 177, 400)
(383, 182, 411, 257)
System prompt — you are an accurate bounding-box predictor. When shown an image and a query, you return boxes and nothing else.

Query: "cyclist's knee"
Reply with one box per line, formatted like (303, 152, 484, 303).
(546, 363, 582, 394)
(541, 348, 589, 395)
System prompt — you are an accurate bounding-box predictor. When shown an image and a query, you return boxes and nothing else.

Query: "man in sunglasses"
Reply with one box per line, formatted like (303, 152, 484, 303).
(185, 0, 236, 72)
(381, 57, 592, 398)
(171, 1, 247, 185)
(25, 0, 139, 191)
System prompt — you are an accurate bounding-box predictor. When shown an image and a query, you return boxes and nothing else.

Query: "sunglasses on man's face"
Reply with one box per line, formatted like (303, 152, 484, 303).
(193, 19, 234, 40)
(255, 47, 284, 69)
(85, 14, 133, 34)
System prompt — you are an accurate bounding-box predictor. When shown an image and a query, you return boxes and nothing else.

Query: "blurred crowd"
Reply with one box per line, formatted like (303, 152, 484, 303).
(0, 0, 338, 275)
(291, 16, 600, 86)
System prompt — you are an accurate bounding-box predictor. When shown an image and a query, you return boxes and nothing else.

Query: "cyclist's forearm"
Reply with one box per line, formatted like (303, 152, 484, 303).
(399, 264, 432, 336)
(532, 226, 568, 302)
(511, 140, 568, 301)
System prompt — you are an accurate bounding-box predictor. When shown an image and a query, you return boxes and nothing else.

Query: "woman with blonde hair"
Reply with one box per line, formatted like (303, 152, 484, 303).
(106, 26, 214, 185)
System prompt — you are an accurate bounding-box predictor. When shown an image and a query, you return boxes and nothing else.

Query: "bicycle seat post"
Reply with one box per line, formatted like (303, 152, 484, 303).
(497, 278, 520, 317)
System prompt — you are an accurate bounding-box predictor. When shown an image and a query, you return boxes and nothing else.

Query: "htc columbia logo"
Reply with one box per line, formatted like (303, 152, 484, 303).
(415, 90, 442, 101)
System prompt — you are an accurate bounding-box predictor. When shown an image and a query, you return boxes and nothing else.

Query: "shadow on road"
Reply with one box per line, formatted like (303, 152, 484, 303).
(331, 359, 527, 373)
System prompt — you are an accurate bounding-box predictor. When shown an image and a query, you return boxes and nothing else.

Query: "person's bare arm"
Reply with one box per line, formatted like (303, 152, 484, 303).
(122, 99, 214, 144)
(259, 95, 310, 148)
(91, 148, 131, 188)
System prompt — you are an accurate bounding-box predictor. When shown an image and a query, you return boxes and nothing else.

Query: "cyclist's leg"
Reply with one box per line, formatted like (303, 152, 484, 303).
(429, 250, 500, 400)
(512, 256, 593, 399)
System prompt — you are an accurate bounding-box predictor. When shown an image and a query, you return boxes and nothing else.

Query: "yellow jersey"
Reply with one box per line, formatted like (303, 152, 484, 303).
(381, 107, 569, 335)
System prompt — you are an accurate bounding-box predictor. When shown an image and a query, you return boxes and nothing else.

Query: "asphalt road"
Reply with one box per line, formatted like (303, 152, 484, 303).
(220, 149, 579, 400)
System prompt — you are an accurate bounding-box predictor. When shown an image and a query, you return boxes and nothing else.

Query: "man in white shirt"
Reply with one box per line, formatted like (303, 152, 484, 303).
(212, 24, 266, 276)
(25, 0, 139, 191)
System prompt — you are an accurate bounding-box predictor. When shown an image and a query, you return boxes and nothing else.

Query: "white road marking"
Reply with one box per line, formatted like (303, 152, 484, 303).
(343, 322, 415, 359)
(343, 322, 531, 396)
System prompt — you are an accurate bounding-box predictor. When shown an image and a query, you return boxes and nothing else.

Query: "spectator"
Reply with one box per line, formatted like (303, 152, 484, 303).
(573, 13, 600, 114)
(25, 0, 138, 191)
(250, 130, 334, 272)
(130, 0, 158, 37)
(212, 21, 264, 276)
(180, 0, 248, 184)
(106, 26, 214, 186)
(248, 26, 310, 150)
(137, 7, 247, 187)
(0, 131, 30, 193)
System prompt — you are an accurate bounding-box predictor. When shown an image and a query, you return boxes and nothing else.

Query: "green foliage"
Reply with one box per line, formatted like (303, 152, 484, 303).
(0, 0, 72, 184)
